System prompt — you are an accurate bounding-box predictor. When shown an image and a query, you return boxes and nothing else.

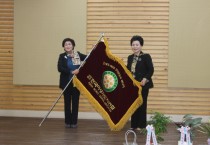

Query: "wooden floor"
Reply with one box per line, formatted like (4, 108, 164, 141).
(0, 117, 207, 145)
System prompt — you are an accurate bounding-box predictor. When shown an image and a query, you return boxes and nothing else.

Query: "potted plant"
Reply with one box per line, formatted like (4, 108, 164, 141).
(141, 111, 172, 144)
(175, 114, 202, 144)
(198, 120, 210, 145)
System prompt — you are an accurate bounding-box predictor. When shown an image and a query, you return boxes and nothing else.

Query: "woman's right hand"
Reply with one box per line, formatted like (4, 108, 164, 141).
(72, 69, 79, 75)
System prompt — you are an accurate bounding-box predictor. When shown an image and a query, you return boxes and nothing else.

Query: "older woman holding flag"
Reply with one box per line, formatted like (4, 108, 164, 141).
(127, 35, 154, 131)
(57, 38, 87, 128)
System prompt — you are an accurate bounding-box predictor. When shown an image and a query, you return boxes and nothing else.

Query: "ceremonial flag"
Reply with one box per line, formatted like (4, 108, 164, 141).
(73, 37, 142, 131)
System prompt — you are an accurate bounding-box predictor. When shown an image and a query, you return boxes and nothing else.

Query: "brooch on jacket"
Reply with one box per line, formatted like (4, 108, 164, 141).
(134, 55, 141, 62)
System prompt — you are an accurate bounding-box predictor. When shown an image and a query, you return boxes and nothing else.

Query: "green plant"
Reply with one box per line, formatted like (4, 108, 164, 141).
(198, 120, 210, 138)
(175, 114, 202, 141)
(141, 111, 172, 143)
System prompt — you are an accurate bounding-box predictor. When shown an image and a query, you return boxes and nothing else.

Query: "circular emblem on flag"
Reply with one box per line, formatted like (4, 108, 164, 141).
(102, 71, 118, 92)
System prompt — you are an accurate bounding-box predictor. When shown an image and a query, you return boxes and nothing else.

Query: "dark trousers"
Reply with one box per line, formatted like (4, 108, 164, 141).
(131, 89, 149, 129)
(63, 82, 80, 125)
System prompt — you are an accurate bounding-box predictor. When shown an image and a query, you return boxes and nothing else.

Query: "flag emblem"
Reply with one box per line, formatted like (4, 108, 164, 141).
(102, 71, 118, 92)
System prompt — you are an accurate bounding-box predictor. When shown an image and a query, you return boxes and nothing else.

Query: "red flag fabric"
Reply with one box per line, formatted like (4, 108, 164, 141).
(73, 37, 142, 131)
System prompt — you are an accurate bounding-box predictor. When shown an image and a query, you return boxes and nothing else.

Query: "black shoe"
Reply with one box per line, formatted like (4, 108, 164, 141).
(71, 124, 77, 128)
(65, 124, 71, 128)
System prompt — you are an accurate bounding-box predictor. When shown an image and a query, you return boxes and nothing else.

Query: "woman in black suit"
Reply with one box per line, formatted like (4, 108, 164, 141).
(57, 38, 86, 128)
(127, 35, 154, 131)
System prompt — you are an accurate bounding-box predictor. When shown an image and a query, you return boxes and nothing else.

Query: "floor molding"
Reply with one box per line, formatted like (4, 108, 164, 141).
(0, 109, 209, 122)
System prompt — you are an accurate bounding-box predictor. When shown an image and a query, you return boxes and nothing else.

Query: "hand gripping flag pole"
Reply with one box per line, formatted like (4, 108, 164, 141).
(39, 33, 104, 127)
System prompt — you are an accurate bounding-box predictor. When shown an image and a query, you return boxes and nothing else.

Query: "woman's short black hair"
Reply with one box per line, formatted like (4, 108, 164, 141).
(62, 38, 75, 48)
(130, 35, 144, 46)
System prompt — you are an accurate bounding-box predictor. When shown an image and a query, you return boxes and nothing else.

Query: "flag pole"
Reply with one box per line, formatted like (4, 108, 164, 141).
(39, 33, 104, 127)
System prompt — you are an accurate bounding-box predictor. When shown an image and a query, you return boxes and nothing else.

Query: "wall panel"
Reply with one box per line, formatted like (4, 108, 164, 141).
(0, 0, 210, 116)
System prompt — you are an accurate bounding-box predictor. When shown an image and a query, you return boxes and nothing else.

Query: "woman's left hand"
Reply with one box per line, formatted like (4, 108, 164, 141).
(141, 78, 148, 86)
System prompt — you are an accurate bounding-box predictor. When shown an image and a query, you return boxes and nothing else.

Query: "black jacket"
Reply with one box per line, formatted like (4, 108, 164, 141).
(127, 52, 154, 89)
(57, 52, 87, 89)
